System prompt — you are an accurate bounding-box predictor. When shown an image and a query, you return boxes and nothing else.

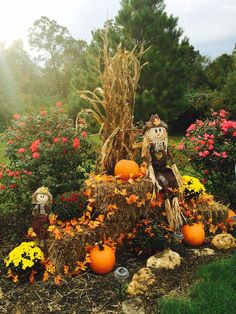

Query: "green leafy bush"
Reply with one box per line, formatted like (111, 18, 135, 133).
(179, 109, 236, 206)
(125, 218, 170, 255)
(51, 191, 87, 221)
(0, 103, 95, 219)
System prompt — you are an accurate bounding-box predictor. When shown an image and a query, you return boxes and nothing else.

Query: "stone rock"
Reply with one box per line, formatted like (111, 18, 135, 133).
(122, 298, 145, 314)
(146, 249, 181, 270)
(127, 268, 156, 296)
(211, 233, 236, 249)
(192, 248, 215, 256)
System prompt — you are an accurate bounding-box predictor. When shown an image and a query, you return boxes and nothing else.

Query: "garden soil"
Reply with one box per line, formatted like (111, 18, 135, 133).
(0, 240, 233, 314)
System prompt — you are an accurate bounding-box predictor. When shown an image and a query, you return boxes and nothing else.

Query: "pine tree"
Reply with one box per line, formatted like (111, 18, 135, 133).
(116, 0, 198, 125)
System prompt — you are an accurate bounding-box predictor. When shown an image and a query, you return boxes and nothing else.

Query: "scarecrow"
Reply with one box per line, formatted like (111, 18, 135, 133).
(31, 186, 52, 241)
(142, 114, 184, 232)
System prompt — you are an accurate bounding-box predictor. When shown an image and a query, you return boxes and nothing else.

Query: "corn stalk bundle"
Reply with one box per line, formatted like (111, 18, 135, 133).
(76, 33, 146, 173)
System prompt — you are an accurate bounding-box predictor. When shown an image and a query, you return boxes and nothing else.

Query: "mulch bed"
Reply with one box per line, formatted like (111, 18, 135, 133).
(0, 239, 233, 314)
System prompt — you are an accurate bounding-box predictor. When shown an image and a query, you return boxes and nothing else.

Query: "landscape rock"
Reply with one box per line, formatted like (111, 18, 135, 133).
(127, 267, 156, 296)
(192, 248, 215, 256)
(122, 298, 145, 314)
(146, 249, 181, 270)
(211, 233, 236, 249)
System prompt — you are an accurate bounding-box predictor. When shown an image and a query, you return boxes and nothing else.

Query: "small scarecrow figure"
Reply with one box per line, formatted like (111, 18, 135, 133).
(31, 186, 52, 241)
(142, 114, 184, 232)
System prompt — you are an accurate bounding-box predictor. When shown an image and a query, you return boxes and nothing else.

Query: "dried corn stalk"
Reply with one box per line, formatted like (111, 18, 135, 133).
(76, 32, 147, 173)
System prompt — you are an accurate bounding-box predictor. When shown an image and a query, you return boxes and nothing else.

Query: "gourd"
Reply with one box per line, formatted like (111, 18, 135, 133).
(89, 244, 116, 274)
(114, 160, 139, 180)
(182, 223, 205, 246)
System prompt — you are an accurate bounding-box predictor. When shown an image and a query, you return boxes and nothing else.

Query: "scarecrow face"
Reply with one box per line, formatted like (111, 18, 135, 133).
(148, 127, 167, 142)
(36, 193, 49, 204)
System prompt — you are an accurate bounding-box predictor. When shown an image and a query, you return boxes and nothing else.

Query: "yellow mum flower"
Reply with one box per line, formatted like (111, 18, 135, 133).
(181, 175, 205, 197)
(4, 241, 44, 274)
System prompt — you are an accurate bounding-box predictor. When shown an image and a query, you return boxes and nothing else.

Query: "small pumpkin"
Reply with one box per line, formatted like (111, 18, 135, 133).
(114, 159, 139, 180)
(227, 209, 236, 226)
(182, 223, 205, 246)
(89, 244, 116, 274)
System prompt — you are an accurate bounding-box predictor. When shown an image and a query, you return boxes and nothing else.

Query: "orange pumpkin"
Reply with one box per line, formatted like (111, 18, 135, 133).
(114, 160, 139, 180)
(182, 223, 205, 246)
(227, 209, 236, 226)
(89, 244, 116, 274)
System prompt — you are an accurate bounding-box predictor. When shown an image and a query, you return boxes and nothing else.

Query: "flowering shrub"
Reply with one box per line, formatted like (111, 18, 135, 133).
(179, 109, 236, 206)
(51, 191, 87, 221)
(0, 104, 95, 218)
(124, 219, 170, 255)
(0, 164, 33, 207)
(181, 175, 206, 199)
(4, 241, 44, 282)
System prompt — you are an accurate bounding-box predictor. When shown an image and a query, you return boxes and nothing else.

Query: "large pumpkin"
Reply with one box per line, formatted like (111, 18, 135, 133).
(89, 244, 116, 274)
(227, 209, 236, 226)
(182, 223, 205, 246)
(114, 160, 139, 180)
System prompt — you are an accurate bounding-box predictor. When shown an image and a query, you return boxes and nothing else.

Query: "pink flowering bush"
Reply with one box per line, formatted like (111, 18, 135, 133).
(179, 109, 236, 206)
(0, 104, 95, 219)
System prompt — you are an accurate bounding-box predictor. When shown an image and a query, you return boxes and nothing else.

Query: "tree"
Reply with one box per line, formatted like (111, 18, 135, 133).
(223, 47, 236, 118)
(0, 40, 42, 130)
(28, 16, 69, 98)
(116, 0, 199, 125)
(205, 53, 234, 90)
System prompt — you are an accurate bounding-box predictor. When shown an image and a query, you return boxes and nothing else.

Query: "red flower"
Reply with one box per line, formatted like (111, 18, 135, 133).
(53, 137, 59, 143)
(30, 139, 41, 152)
(186, 123, 196, 132)
(81, 131, 87, 137)
(56, 101, 62, 107)
(203, 169, 209, 175)
(0, 185, 6, 190)
(213, 151, 221, 157)
(221, 152, 227, 158)
(40, 111, 47, 116)
(73, 138, 80, 149)
(18, 148, 25, 153)
(10, 184, 16, 189)
(62, 137, 67, 143)
(219, 109, 228, 118)
(13, 113, 21, 120)
(32, 152, 40, 159)
(177, 142, 184, 150)
(233, 131, 236, 137)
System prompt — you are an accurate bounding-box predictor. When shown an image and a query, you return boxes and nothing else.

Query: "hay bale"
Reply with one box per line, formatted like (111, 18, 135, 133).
(47, 179, 157, 273)
(46, 181, 229, 274)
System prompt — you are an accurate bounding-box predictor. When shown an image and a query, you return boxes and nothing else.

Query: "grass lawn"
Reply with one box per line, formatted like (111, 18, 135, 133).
(158, 256, 236, 314)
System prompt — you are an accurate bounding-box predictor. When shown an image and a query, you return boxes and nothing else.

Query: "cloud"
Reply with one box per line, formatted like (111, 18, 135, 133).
(165, 0, 236, 56)
(0, 0, 235, 57)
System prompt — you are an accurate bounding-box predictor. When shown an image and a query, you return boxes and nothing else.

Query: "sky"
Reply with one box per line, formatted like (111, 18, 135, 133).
(0, 0, 235, 58)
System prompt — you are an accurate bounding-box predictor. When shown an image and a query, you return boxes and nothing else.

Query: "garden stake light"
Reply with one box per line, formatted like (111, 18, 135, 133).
(114, 267, 129, 300)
